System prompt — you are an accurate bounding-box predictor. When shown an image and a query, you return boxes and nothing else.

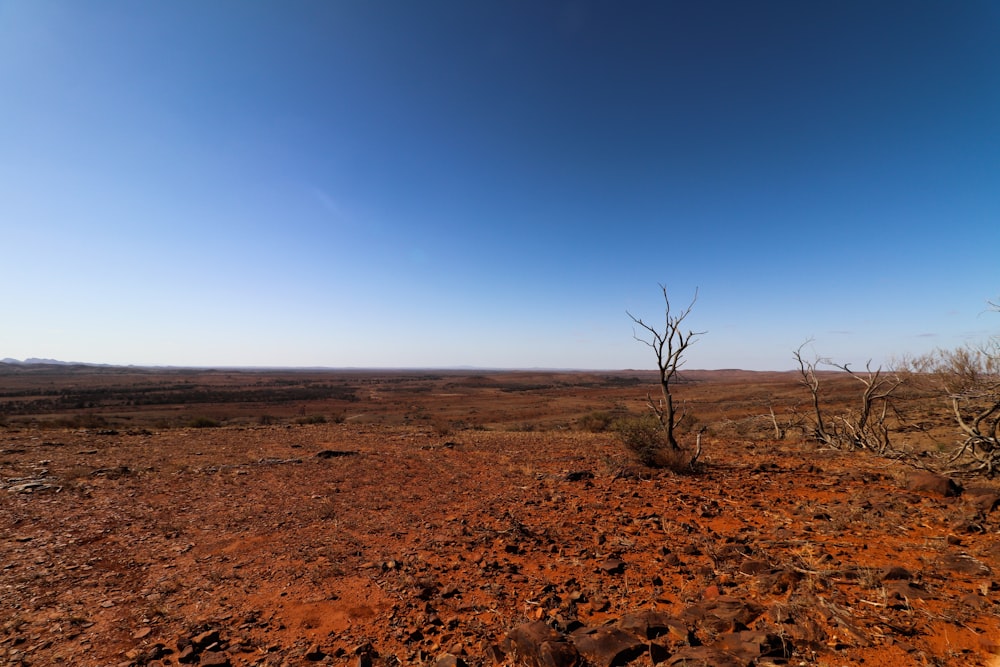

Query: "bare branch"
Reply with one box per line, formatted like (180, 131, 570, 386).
(795, 343, 904, 453)
(627, 285, 705, 452)
(904, 334, 1000, 476)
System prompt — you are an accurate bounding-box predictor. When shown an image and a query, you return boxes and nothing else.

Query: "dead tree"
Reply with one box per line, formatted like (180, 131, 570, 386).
(794, 341, 903, 453)
(901, 301, 1000, 476)
(829, 361, 904, 454)
(794, 341, 836, 447)
(627, 286, 705, 452)
(913, 340, 1000, 476)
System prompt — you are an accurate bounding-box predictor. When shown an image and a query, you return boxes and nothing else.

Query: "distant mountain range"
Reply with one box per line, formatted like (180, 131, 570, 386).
(2, 357, 79, 365)
(0, 358, 125, 368)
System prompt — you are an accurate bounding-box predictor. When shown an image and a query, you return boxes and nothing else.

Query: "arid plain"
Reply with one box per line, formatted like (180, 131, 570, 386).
(2, 364, 999, 666)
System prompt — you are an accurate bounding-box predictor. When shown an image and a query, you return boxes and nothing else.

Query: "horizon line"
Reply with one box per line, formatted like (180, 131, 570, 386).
(1, 357, 809, 374)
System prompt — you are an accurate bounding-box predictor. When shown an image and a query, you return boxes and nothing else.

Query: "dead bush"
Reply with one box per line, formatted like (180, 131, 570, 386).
(613, 414, 699, 473)
(578, 410, 616, 432)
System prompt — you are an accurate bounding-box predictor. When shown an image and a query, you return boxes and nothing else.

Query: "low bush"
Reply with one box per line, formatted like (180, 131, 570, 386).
(578, 410, 616, 432)
(613, 414, 697, 473)
(295, 414, 327, 425)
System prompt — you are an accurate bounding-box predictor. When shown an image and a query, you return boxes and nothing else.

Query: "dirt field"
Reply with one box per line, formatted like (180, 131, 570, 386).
(2, 365, 999, 666)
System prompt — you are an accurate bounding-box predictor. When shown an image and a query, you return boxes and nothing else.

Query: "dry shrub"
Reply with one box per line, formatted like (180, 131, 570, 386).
(578, 410, 616, 432)
(295, 414, 327, 425)
(613, 414, 698, 473)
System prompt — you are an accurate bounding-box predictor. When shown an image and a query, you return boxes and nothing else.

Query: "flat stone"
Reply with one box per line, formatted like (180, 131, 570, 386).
(666, 645, 745, 667)
(598, 558, 625, 575)
(191, 629, 220, 648)
(199, 651, 231, 667)
(305, 643, 325, 660)
(506, 621, 581, 667)
(714, 631, 791, 661)
(570, 626, 645, 667)
(177, 644, 198, 664)
(904, 471, 962, 498)
(616, 611, 688, 642)
(887, 581, 935, 601)
(681, 596, 763, 633)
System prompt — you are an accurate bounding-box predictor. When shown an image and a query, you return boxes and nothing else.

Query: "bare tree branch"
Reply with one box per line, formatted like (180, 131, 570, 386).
(627, 285, 705, 451)
(794, 342, 904, 454)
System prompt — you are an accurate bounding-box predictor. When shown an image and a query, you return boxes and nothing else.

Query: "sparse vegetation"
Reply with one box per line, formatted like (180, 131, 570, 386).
(2, 365, 999, 665)
(187, 416, 221, 428)
(626, 285, 705, 469)
(906, 333, 1000, 476)
(612, 413, 696, 472)
(577, 410, 616, 433)
(793, 340, 903, 455)
(295, 414, 327, 425)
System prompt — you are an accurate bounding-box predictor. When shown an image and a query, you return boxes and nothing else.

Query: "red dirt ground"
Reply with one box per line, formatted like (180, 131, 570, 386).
(1, 366, 998, 666)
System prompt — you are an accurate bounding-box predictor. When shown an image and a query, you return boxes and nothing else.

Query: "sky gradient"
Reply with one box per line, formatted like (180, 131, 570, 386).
(2, 1, 998, 370)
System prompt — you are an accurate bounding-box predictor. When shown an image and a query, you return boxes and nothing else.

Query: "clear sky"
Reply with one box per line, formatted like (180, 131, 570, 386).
(2, 1, 998, 370)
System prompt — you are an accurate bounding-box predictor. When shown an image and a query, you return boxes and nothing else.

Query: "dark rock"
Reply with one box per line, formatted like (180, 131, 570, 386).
(682, 596, 763, 633)
(881, 566, 913, 581)
(198, 651, 231, 667)
(616, 611, 688, 643)
(904, 471, 962, 498)
(191, 630, 220, 648)
(177, 644, 198, 664)
(753, 568, 801, 595)
(142, 644, 168, 662)
(90, 465, 132, 478)
(316, 449, 358, 458)
(506, 621, 581, 667)
(569, 626, 646, 667)
(714, 631, 791, 661)
(564, 471, 595, 482)
(666, 645, 745, 667)
(737, 559, 770, 575)
(305, 643, 326, 660)
(598, 558, 625, 575)
(951, 519, 985, 534)
(482, 642, 505, 665)
(351, 643, 378, 667)
(887, 581, 935, 601)
(648, 641, 671, 665)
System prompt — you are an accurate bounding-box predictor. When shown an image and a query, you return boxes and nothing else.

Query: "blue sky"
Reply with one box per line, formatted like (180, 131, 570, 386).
(2, 1, 998, 370)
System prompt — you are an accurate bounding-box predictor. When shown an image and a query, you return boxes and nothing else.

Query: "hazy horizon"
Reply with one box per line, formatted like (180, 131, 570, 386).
(0, 356, 943, 375)
(2, 2, 998, 371)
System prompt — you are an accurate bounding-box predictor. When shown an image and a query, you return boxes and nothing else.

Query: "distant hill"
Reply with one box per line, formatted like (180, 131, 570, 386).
(2, 357, 82, 365)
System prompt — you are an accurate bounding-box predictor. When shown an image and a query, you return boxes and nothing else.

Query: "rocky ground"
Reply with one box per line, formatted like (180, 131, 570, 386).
(2, 419, 1000, 667)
